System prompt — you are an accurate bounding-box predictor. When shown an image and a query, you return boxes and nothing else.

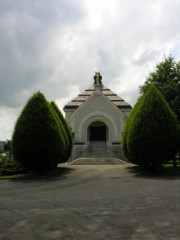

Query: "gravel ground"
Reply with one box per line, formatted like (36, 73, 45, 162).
(0, 163, 180, 240)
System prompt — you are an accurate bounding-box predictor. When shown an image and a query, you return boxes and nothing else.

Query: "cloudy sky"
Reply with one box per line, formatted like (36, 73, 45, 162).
(0, 0, 180, 140)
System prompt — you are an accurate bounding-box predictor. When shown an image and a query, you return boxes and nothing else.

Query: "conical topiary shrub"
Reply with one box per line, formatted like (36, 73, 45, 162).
(122, 85, 179, 170)
(12, 92, 63, 173)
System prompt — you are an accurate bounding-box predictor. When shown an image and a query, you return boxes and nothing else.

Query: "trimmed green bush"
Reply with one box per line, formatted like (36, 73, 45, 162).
(12, 92, 63, 173)
(50, 102, 73, 162)
(122, 85, 179, 170)
(0, 160, 25, 175)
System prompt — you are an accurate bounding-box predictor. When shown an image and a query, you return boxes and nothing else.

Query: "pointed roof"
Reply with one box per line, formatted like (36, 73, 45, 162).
(64, 73, 132, 110)
(64, 85, 132, 110)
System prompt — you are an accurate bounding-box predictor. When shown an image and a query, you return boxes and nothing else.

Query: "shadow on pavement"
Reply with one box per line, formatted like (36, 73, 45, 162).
(127, 165, 180, 180)
(9, 165, 75, 183)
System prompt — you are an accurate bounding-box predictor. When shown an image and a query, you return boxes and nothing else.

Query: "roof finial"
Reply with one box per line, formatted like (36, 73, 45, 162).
(94, 72, 102, 85)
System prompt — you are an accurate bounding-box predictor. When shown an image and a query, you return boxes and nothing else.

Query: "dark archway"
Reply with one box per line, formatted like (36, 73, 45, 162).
(88, 121, 108, 141)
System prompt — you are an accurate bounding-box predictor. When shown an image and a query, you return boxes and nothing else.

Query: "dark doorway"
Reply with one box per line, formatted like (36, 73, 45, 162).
(90, 126, 106, 141)
(88, 121, 108, 141)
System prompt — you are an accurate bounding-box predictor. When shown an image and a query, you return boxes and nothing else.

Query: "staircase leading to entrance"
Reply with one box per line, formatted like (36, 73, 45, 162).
(69, 141, 126, 165)
(88, 141, 108, 158)
(79, 141, 108, 158)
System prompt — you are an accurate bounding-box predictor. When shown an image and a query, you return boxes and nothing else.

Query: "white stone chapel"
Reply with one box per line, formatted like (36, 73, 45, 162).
(64, 73, 132, 162)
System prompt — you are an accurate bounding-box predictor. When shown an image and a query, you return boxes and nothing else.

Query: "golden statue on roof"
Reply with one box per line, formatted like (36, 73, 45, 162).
(94, 72, 102, 84)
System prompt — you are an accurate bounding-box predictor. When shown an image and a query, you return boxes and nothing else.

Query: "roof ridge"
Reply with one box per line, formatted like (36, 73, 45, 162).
(64, 83, 132, 110)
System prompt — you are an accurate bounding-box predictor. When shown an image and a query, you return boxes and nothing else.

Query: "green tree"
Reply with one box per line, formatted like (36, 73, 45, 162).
(122, 85, 179, 171)
(12, 92, 63, 173)
(140, 56, 180, 122)
(50, 102, 73, 162)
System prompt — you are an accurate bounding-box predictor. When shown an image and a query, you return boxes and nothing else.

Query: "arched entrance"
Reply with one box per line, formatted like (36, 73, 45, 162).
(88, 121, 108, 141)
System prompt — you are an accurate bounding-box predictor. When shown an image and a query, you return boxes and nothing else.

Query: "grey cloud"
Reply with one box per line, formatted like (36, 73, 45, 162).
(0, 0, 84, 25)
(0, 0, 84, 107)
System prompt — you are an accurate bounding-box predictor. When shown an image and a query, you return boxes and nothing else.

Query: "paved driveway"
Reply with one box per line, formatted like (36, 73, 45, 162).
(0, 164, 180, 240)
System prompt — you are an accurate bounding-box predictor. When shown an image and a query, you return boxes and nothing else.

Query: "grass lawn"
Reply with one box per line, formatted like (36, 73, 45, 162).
(0, 174, 27, 180)
(163, 160, 180, 168)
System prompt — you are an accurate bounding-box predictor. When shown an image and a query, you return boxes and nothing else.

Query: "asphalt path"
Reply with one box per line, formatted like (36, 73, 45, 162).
(0, 164, 180, 240)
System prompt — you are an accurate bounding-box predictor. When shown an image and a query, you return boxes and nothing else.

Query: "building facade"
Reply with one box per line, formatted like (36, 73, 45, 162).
(64, 73, 132, 161)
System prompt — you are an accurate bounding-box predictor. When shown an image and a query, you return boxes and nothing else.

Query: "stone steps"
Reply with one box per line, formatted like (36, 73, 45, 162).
(69, 157, 126, 165)
(83, 141, 109, 158)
